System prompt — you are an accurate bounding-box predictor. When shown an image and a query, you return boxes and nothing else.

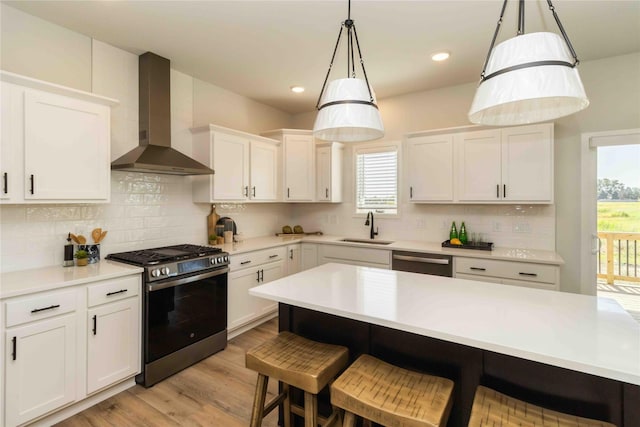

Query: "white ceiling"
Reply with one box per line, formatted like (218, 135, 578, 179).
(5, 1, 640, 114)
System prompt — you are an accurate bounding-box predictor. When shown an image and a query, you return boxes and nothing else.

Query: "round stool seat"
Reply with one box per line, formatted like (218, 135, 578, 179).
(331, 354, 454, 427)
(469, 386, 616, 427)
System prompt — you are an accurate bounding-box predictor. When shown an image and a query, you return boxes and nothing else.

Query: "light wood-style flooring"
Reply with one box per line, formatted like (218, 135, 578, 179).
(55, 319, 279, 427)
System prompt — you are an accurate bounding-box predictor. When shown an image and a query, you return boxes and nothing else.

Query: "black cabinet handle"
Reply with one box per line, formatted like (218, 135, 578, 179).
(496, 184, 499, 198)
(410, 186, 413, 199)
(519, 272, 538, 277)
(92, 315, 97, 335)
(290, 249, 293, 260)
(30, 174, 34, 195)
(252, 186, 256, 197)
(106, 289, 127, 296)
(256, 270, 260, 282)
(269, 254, 278, 259)
(31, 304, 60, 314)
(244, 186, 249, 197)
(260, 269, 264, 282)
(287, 188, 290, 198)
(240, 260, 251, 265)
(470, 267, 486, 271)
(504, 184, 507, 198)
(3, 172, 7, 194)
(11, 336, 17, 361)
(325, 188, 329, 198)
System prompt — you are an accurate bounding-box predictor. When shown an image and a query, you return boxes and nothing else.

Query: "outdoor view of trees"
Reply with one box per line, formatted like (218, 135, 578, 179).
(598, 178, 640, 201)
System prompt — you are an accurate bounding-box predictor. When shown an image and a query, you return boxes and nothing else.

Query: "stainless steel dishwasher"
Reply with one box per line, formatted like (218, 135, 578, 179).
(391, 251, 453, 277)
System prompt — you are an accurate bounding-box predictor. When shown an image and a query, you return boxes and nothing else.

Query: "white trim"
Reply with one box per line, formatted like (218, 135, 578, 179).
(580, 128, 640, 295)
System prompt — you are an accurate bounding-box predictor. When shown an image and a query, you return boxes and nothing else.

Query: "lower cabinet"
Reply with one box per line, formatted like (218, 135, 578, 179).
(301, 243, 319, 271)
(455, 257, 559, 291)
(228, 247, 286, 333)
(2, 274, 141, 427)
(286, 244, 302, 275)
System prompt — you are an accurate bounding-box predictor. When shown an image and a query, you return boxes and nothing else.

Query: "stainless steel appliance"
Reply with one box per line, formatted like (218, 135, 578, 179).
(391, 251, 453, 277)
(106, 244, 229, 387)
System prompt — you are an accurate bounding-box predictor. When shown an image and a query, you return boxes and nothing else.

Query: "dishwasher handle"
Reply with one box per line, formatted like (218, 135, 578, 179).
(392, 254, 450, 265)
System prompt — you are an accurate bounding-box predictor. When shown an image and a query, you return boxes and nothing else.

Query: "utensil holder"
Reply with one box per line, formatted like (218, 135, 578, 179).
(77, 244, 100, 264)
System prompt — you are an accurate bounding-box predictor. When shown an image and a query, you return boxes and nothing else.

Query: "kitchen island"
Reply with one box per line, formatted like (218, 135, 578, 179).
(250, 263, 640, 427)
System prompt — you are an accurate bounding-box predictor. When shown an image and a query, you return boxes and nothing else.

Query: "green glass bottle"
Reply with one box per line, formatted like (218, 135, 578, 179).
(459, 222, 468, 244)
(449, 221, 458, 240)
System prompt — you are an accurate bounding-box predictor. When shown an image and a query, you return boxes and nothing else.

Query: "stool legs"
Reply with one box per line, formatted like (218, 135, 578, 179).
(304, 392, 318, 427)
(342, 411, 356, 427)
(250, 373, 269, 427)
(282, 384, 291, 427)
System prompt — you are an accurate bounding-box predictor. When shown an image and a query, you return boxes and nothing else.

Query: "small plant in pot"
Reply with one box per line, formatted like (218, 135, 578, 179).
(75, 249, 89, 266)
(209, 234, 217, 245)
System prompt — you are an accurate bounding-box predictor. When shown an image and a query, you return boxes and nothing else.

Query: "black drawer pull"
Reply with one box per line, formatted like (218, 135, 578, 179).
(287, 188, 290, 198)
(503, 184, 507, 198)
(106, 289, 128, 296)
(3, 172, 7, 194)
(12, 336, 17, 361)
(290, 249, 293, 260)
(326, 188, 329, 198)
(240, 260, 251, 265)
(31, 304, 60, 314)
(410, 186, 413, 199)
(244, 186, 249, 197)
(256, 270, 261, 282)
(92, 315, 97, 335)
(30, 174, 35, 195)
(496, 184, 499, 198)
(252, 186, 256, 197)
(269, 254, 278, 259)
(260, 269, 264, 282)
(470, 267, 486, 271)
(519, 272, 538, 277)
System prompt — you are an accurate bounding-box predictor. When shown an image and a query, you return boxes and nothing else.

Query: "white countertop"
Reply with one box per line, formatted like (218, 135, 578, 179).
(214, 235, 564, 265)
(251, 263, 640, 385)
(0, 261, 143, 299)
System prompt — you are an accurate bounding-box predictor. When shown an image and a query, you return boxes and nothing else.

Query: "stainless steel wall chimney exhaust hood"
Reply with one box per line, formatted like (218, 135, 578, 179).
(111, 52, 213, 175)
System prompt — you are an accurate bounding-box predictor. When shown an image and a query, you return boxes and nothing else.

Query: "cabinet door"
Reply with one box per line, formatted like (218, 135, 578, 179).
(212, 132, 249, 200)
(284, 134, 314, 201)
(286, 244, 302, 275)
(250, 140, 278, 201)
(1, 82, 22, 202)
(228, 266, 261, 331)
(301, 244, 318, 271)
(456, 130, 502, 201)
(5, 314, 76, 427)
(407, 134, 454, 201)
(501, 124, 553, 202)
(87, 298, 140, 395)
(316, 146, 331, 201)
(23, 90, 109, 200)
(258, 261, 285, 314)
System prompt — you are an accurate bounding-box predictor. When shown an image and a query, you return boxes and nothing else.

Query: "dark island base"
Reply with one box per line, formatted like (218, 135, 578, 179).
(279, 304, 639, 427)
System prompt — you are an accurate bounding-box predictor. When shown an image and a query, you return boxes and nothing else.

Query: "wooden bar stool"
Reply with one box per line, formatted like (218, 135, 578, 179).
(468, 386, 616, 427)
(331, 354, 454, 427)
(246, 331, 349, 427)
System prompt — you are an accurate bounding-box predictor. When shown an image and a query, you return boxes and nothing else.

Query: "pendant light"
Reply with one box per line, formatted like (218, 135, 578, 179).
(468, 0, 589, 126)
(313, 0, 384, 142)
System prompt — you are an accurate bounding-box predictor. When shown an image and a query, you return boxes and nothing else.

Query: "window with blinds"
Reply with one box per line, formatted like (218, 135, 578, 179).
(355, 145, 398, 215)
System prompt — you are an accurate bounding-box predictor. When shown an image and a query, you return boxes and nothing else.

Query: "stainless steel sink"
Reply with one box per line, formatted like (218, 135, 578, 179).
(340, 238, 394, 245)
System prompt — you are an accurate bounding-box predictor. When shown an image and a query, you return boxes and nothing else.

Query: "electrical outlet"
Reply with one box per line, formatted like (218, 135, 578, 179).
(513, 223, 531, 233)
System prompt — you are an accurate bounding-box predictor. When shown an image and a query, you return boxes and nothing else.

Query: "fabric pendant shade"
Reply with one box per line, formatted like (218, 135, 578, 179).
(313, 78, 384, 142)
(469, 32, 589, 125)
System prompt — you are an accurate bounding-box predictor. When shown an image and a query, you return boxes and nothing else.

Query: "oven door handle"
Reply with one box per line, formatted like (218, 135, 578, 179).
(148, 267, 229, 292)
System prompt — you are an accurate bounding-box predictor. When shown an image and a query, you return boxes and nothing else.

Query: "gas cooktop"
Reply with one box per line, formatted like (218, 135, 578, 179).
(106, 244, 222, 267)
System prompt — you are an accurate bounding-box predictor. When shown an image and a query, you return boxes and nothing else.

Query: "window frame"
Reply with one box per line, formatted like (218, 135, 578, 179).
(352, 140, 401, 218)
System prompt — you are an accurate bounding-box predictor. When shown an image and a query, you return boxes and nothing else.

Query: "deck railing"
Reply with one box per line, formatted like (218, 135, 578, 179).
(597, 232, 640, 284)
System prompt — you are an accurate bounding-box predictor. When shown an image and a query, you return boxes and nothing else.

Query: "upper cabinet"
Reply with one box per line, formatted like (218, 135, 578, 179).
(406, 123, 553, 204)
(316, 142, 343, 202)
(1, 71, 118, 204)
(192, 124, 280, 203)
(457, 123, 553, 203)
(406, 134, 454, 202)
(262, 129, 315, 201)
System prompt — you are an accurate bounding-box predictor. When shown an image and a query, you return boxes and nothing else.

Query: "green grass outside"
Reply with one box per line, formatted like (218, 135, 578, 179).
(598, 201, 640, 232)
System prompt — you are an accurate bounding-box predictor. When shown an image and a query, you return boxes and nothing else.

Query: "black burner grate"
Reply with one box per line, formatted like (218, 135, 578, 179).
(107, 244, 222, 266)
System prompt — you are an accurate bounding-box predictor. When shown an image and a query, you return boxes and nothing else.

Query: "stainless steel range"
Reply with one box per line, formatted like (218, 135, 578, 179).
(107, 244, 229, 387)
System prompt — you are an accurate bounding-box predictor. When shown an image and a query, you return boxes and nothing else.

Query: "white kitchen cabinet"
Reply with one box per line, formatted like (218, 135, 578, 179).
(4, 288, 78, 427)
(406, 133, 454, 202)
(262, 129, 315, 201)
(87, 297, 139, 395)
(301, 243, 319, 271)
(286, 244, 302, 275)
(456, 123, 553, 203)
(192, 124, 280, 202)
(316, 142, 343, 202)
(228, 247, 286, 334)
(455, 257, 559, 290)
(0, 72, 117, 204)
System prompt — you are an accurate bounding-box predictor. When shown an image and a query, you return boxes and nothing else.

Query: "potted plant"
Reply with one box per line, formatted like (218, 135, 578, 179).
(75, 249, 89, 266)
(209, 234, 217, 245)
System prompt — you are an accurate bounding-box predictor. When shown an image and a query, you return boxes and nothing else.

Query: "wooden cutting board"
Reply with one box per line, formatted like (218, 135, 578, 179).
(207, 204, 220, 240)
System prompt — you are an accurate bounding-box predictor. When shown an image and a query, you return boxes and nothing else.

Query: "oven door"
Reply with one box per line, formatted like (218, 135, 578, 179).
(145, 267, 228, 363)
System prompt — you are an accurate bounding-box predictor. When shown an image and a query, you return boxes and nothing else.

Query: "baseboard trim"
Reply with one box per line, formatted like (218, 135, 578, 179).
(228, 311, 277, 340)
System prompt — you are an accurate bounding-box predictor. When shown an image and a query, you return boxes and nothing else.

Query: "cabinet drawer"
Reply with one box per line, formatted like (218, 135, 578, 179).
(455, 257, 557, 284)
(87, 275, 141, 307)
(5, 289, 77, 327)
(230, 246, 287, 271)
(320, 244, 390, 266)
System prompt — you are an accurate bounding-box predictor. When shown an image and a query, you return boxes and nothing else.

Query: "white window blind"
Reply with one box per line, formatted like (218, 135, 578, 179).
(355, 146, 398, 214)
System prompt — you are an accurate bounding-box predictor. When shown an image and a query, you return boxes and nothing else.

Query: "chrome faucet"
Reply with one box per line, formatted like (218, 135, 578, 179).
(364, 211, 379, 240)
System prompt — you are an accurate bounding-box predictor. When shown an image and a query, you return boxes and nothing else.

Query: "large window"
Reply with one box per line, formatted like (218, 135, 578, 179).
(354, 142, 398, 215)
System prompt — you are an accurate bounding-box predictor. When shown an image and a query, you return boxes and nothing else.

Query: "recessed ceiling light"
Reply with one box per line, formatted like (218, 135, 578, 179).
(290, 86, 305, 93)
(431, 52, 450, 62)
